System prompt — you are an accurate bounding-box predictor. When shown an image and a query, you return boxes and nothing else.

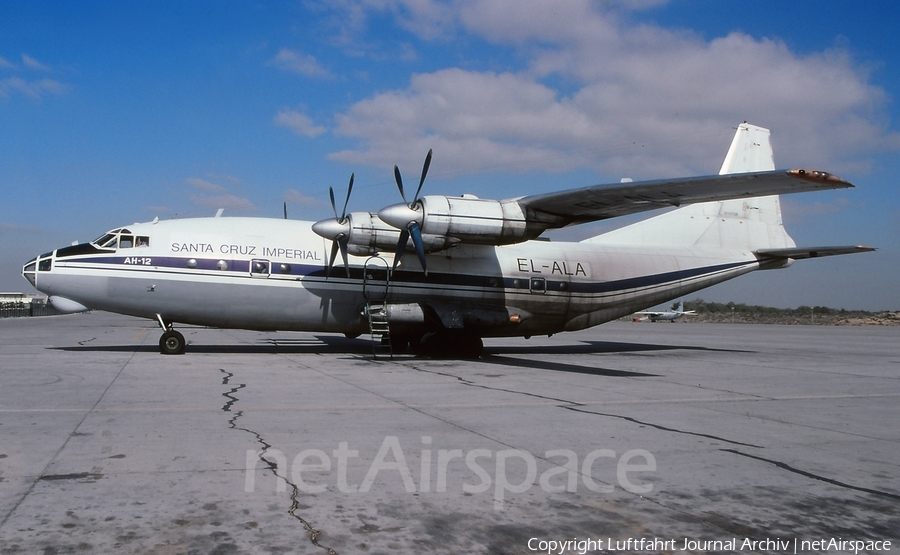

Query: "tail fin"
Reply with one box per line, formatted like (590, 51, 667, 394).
(585, 122, 796, 251)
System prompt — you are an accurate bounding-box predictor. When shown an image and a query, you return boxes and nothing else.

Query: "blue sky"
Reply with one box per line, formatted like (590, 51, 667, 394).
(2, 0, 898, 310)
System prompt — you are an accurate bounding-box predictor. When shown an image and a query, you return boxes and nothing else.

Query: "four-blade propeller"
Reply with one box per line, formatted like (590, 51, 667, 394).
(311, 173, 354, 278)
(388, 149, 432, 275)
(311, 150, 434, 279)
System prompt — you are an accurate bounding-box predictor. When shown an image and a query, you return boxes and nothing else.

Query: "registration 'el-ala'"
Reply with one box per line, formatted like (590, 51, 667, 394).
(22, 123, 874, 356)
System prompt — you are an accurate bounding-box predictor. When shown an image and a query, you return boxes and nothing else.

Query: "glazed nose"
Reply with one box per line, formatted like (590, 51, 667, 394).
(22, 251, 54, 287)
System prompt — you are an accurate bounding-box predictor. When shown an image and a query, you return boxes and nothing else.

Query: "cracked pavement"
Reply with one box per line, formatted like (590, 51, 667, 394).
(1, 312, 898, 553)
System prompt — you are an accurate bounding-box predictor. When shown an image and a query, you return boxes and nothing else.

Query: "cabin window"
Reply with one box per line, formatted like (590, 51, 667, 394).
(251, 259, 270, 276)
(119, 235, 134, 249)
(136, 236, 150, 247)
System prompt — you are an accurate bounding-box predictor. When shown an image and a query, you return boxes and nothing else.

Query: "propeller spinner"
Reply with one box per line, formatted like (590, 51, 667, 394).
(379, 149, 432, 275)
(311, 174, 354, 278)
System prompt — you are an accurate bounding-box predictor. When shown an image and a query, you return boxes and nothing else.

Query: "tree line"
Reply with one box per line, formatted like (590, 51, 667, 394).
(679, 299, 875, 316)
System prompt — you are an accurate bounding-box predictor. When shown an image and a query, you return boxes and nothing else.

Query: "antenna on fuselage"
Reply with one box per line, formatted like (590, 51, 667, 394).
(215, 208, 224, 218)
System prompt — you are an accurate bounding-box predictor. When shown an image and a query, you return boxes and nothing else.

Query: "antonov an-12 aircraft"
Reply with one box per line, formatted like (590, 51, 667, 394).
(23, 123, 873, 356)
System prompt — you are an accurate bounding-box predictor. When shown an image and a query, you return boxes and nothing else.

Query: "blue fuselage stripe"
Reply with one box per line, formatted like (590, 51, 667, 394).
(54, 254, 754, 296)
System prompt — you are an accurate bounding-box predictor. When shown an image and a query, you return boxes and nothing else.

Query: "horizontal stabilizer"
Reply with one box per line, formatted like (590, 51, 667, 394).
(755, 245, 876, 260)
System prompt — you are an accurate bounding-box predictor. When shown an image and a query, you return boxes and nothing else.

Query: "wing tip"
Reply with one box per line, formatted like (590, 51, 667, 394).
(786, 168, 853, 188)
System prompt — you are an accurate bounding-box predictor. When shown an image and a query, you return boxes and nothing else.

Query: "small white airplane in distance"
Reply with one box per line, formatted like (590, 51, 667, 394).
(633, 301, 696, 323)
(23, 122, 874, 356)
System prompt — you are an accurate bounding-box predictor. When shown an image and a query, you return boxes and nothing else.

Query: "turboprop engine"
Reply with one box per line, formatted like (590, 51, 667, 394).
(377, 194, 534, 245)
(312, 211, 459, 258)
(312, 150, 547, 275)
(310, 171, 459, 276)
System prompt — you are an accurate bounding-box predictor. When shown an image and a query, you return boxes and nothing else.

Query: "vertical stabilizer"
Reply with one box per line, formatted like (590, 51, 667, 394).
(584, 122, 796, 252)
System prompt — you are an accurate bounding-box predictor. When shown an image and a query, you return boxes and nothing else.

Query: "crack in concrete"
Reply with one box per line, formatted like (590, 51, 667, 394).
(219, 369, 245, 412)
(563, 406, 764, 448)
(721, 448, 900, 500)
(220, 369, 337, 555)
(403, 362, 762, 448)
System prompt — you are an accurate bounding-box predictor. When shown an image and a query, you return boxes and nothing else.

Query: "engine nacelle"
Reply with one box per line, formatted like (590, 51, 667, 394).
(343, 212, 458, 253)
(419, 195, 529, 244)
(379, 195, 535, 246)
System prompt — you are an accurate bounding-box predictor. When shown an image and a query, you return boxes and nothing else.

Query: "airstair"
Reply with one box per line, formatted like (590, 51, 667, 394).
(362, 256, 392, 358)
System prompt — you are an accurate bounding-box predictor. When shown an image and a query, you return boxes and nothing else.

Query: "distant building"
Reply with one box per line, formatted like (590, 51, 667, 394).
(0, 293, 59, 318)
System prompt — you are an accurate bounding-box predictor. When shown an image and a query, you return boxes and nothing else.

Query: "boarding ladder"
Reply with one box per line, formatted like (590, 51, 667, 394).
(362, 256, 392, 358)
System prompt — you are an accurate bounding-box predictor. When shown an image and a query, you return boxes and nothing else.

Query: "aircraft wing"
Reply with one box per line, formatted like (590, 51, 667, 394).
(515, 169, 852, 227)
(755, 245, 876, 260)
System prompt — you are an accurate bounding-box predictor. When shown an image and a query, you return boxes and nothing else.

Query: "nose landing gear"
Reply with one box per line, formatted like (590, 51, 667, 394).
(156, 314, 186, 355)
(159, 329, 186, 355)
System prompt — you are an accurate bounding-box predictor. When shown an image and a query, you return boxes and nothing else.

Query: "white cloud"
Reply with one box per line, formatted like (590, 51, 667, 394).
(190, 193, 256, 211)
(0, 56, 16, 70)
(327, 0, 898, 179)
(21, 54, 51, 71)
(273, 109, 327, 137)
(186, 177, 226, 192)
(0, 77, 68, 99)
(283, 189, 320, 207)
(185, 176, 255, 212)
(269, 48, 332, 78)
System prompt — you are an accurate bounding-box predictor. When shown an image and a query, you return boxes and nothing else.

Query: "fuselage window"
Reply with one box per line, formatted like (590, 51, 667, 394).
(251, 259, 270, 276)
(136, 236, 150, 247)
(119, 235, 134, 249)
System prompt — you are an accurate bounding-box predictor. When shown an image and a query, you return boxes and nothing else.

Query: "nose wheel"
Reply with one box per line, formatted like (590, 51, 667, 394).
(155, 314, 186, 355)
(159, 330, 186, 355)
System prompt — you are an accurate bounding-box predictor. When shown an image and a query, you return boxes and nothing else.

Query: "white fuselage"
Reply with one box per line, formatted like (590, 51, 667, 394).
(27, 216, 760, 338)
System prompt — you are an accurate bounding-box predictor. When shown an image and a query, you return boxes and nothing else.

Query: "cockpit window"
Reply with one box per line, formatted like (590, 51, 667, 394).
(93, 233, 118, 248)
(91, 229, 149, 249)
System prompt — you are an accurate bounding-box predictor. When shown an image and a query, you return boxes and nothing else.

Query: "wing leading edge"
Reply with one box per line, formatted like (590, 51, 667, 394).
(515, 169, 852, 228)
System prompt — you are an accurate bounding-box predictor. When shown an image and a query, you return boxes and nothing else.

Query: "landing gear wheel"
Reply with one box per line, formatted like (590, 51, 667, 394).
(159, 330, 186, 355)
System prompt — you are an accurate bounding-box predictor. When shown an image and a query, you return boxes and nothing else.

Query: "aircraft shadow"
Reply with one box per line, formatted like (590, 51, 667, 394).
(472, 340, 751, 378)
(52, 339, 748, 378)
(485, 340, 751, 355)
(52, 335, 375, 355)
(478, 354, 659, 378)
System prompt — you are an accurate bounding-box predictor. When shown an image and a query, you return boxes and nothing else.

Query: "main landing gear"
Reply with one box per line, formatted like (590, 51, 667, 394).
(156, 314, 185, 355)
(391, 330, 484, 358)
